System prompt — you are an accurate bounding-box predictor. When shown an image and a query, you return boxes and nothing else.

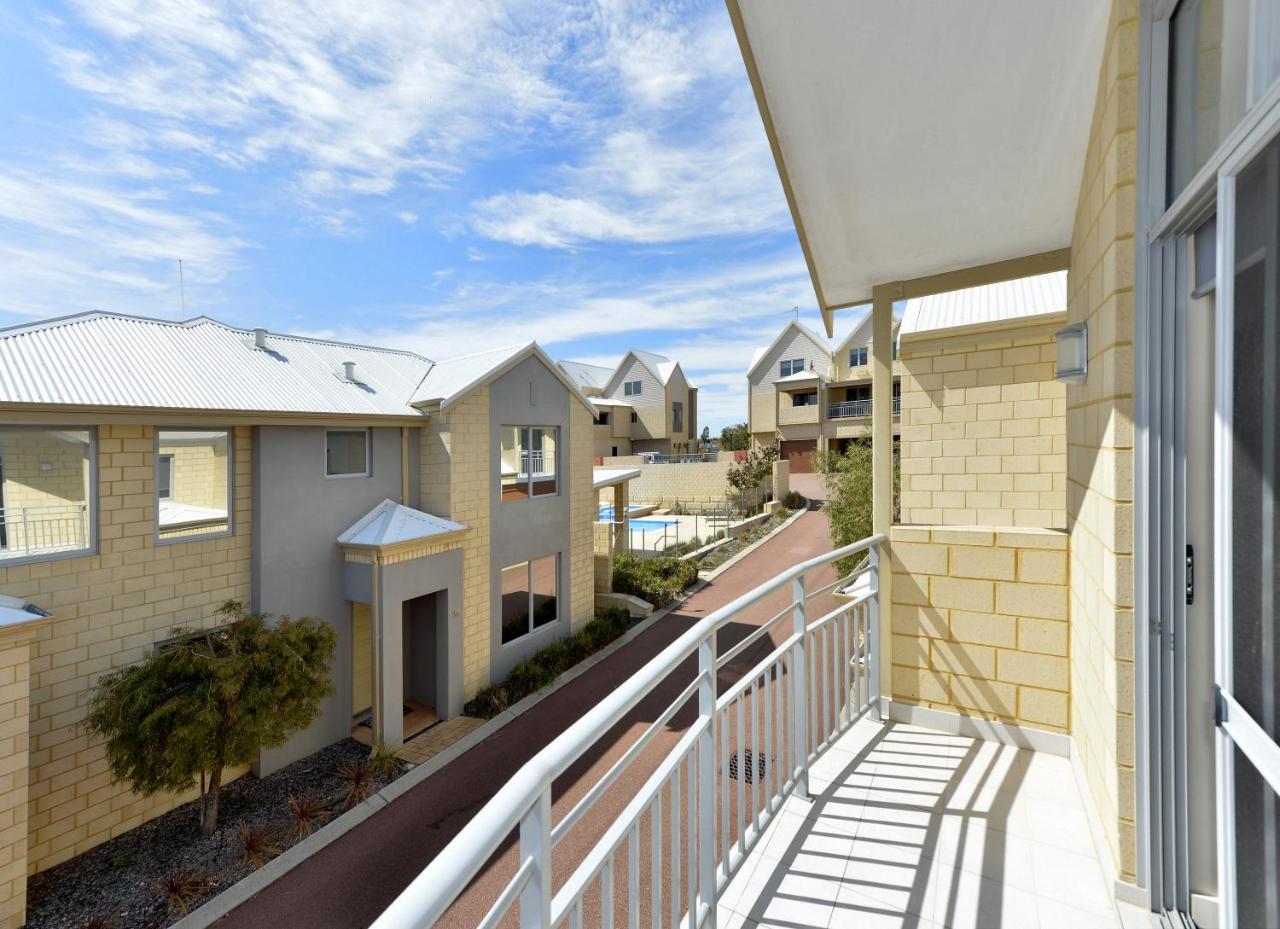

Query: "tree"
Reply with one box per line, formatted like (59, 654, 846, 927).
(719, 423, 750, 451)
(815, 441, 901, 574)
(86, 601, 337, 836)
(699, 425, 711, 445)
(726, 441, 779, 512)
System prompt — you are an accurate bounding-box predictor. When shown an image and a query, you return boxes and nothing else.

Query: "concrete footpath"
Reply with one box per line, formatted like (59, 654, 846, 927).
(217, 507, 840, 929)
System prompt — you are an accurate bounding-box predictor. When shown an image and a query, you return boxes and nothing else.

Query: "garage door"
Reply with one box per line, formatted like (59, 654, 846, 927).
(781, 439, 817, 474)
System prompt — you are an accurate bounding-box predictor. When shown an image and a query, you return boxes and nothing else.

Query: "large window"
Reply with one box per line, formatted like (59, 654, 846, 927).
(0, 427, 93, 563)
(500, 426, 559, 501)
(500, 555, 559, 644)
(849, 347, 868, 367)
(326, 429, 369, 478)
(779, 358, 805, 377)
(623, 380, 642, 397)
(672, 401, 683, 432)
(792, 391, 818, 407)
(156, 430, 231, 542)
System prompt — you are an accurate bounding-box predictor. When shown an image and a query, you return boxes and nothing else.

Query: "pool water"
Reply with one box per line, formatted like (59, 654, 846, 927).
(598, 504, 646, 520)
(629, 518, 678, 530)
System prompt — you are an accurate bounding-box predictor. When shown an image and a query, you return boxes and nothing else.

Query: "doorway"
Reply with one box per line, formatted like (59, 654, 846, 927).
(350, 592, 444, 746)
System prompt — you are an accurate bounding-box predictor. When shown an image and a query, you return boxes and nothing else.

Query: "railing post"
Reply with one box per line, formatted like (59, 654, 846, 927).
(696, 637, 717, 927)
(519, 787, 552, 929)
(867, 546, 882, 721)
(791, 575, 809, 799)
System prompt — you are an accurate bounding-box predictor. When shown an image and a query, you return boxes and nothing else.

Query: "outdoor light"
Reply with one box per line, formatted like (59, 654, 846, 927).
(1055, 322, 1088, 384)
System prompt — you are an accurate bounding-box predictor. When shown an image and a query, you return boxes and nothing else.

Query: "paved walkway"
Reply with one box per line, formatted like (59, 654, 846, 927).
(218, 508, 841, 929)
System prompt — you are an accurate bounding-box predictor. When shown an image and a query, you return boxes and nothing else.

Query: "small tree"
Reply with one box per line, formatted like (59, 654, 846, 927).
(727, 442, 779, 513)
(719, 423, 751, 451)
(699, 425, 711, 446)
(86, 601, 336, 836)
(815, 440, 901, 574)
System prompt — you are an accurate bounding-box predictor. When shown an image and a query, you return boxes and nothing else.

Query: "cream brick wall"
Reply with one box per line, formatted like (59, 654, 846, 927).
(624, 459, 734, 511)
(898, 332, 1066, 528)
(890, 526, 1070, 732)
(569, 403, 595, 632)
(420, 391, 492, 699)
(1066, 0, 1138, 882)
(0, 630, 34, 929)
(0, 424, 252, 880)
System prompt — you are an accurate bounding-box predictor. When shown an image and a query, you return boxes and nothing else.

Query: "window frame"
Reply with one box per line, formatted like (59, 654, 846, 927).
(500, 425, 560, 501)
(849, 347, 869, 368)
(157, 454, 174, 500)
(499, 553, 561, 646)
(623, 380, 642, 397)
(672, 401, 683, 432)
(324, 428, 371, 479)
(155, 428, 235, 546)
(779, 358, 805, 377)
(0, 425, 98, 568)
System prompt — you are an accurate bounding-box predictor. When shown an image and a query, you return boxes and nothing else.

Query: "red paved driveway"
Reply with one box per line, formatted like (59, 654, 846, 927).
(218, 509, 840, 929)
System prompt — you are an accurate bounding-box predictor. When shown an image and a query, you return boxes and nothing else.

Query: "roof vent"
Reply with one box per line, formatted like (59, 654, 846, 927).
(342, 361, 358, 382)
(253, 328, 268, 349)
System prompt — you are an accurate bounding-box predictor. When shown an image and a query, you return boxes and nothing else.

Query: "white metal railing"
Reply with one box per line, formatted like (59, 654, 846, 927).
(826, 397, 901, 420)
(372, 534, 884, 929)
(0, 504, 89, 558)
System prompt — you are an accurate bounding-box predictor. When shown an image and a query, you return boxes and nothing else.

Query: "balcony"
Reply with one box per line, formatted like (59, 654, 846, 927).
(827, 397, 901, 420)
(369, 536, 1124, 929)
(778, 401, 821, 426)
(0, 504, 89, 562)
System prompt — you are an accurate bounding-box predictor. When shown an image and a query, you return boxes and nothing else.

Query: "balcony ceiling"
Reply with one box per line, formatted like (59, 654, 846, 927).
(730, 0, 1110, 326)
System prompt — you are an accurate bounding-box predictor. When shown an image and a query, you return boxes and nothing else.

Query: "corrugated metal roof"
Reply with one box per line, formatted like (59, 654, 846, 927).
(0, 313, 434, 416)
(592, 467, 640, 490)
(337, 499, 467, 547)
(557, 359, 615, 392)
(899, 271, 1067, 339)
(409, 343, 529, 407)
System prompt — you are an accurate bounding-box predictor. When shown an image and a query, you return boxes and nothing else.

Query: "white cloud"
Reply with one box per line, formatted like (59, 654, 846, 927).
(396, 211, 418, 226)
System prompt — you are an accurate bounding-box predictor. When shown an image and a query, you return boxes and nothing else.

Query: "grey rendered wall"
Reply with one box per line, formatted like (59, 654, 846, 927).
(487, 355, 575, 681)
(253, 425, 415, 775)
(380, 550, 463, 721)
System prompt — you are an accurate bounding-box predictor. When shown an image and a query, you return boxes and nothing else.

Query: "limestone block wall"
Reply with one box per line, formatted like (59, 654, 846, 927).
(890, 526, 1070, 733)
(568, 402, 596, 632)
(623, 460, 734, 511)
(0, 423, 252, 879)
(1065, 0, 1138, 882)
(898, 331, 1066, 528)
(0, 628, 35, 929)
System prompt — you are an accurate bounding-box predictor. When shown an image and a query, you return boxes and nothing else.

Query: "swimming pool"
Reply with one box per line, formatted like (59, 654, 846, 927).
(598, 504, 647, 520)
(629, 518, 678, 530)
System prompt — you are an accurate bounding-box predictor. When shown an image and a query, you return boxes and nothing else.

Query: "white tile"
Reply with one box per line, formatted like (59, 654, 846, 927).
(926, 818, 1038, 894)
(832, 883, 944, 929)
(924, 859, 1043, 929)
(1035, 896, 1123, 929)
(1028, 842, 1115, 915)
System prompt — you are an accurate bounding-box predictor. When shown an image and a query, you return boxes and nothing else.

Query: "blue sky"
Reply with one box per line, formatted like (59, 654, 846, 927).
(0, 0, 861, 430)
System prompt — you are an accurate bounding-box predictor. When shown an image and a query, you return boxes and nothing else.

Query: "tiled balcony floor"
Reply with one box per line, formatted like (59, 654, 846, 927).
(717, 717, 1151, 929)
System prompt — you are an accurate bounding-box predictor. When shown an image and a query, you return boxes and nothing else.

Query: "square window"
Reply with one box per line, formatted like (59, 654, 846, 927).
(501, 555, 559, 644)
(500, 426, 559, 501)
(623, 380, 642, 397)
(326, 429, 369, 478)
(849, 347, 868, 368)
(0, 427, 94, 564)
(157, 430, 231, 542)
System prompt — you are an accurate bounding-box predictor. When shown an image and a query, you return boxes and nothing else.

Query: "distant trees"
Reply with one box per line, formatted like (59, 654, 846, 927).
(699, 426, 712, 445)
(86, 601, 336, 836)
(719, 423, 750, 451)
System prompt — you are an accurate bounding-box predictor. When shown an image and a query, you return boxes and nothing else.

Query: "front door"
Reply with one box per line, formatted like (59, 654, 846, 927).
(1216, 132, 1280, 929)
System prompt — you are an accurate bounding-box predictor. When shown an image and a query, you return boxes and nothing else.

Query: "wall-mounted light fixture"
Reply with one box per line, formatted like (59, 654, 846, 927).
(1055, 322, 1088, 384)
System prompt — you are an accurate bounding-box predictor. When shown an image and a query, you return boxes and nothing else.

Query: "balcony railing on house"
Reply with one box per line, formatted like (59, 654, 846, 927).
(0, 504, 89, 560)
(826, 397, 901, 420)
(372, 534, 883, 929)
(642, 452, 719, 464)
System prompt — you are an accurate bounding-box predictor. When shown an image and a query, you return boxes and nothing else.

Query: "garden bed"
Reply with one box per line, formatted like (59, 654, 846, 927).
(697, 507, 803, 573)
(26, 738, 405, 929)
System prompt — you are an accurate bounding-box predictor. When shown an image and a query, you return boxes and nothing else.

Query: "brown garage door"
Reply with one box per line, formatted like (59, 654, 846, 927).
(781, 439, 817, 473)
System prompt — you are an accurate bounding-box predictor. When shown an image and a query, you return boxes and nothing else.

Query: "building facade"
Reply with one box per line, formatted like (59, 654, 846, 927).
(559, 351, 699, 457)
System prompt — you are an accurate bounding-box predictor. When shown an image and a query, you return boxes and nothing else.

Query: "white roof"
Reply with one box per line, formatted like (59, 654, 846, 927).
(557, 359, 615, 392)
(775, 370, 822, 385)
(0, 312, 433, 416)
(592, 396, 634, 408)
(410, 341, 597, 413)
(747, 320, 831, 379)
(731, 0, 1107, 328)
(0, 593, 51, 627)
(899, 271, 1067, 340)
(337, 499, 467, 548)
(593, 467, 641, 490)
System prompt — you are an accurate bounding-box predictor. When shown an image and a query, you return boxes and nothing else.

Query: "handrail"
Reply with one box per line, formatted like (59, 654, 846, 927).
(372, 532, 885, 929)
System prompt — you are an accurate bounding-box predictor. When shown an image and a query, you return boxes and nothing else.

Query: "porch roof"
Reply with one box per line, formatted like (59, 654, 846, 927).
(592, 467, 640, 491)
(729, 1, 1109, 329)
(0, 594, 51, 628)
(337, 499, 467, 550)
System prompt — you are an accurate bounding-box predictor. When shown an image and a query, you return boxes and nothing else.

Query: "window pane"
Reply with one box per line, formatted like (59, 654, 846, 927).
(531, 555, 558, 629)
(158, 455, 173, 500)
(326, 430, 367, 477)
(501, 562, 531, 643)
(158, 430, 230, 540)
(0, 427, 92, 561)
(500, 426, 526, 501)
(530, 428, 557, 497)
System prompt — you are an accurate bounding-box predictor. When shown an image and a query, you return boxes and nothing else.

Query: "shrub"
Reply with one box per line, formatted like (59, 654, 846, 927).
(815, 442, 900, 575)
(612, 553, 699, 607)
(336, 760, 374, 809)
(782, 490, 807, 510)
(287, 792, 330, 840)
(147, 867, 214, 914)
(237, 821, 280, 869)
(369, 742, 407, 781)
(467, 684, 509, 717)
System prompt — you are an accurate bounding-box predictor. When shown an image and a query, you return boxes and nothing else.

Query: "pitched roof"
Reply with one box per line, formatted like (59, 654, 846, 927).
(557, 359, 616, 393)
(410, 341, 597, 414)
(337, 499, 467, 548)
(747, 320, 832, 378)
(0, 312, 433, 416)
(899, 270, 1067, 339)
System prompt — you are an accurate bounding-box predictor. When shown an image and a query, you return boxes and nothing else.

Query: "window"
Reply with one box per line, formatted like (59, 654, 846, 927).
(326, 429, 369, 478)
(500, 426, 559, 501)
(630, 411, 638, 424)
(779, 358, 805, 377)
(596, 411, 611, 426)
(672, 401, 683, 432)
(893, 340, 899, 361)
(0, 427, 94, 564)
(849, 347, 868, 367)
(500, 555, 559, 644)
(157, 455, 174, 500)
(792, 391, 818, 407)
(848, 385, 871, 402)
(623, 380, 642, 397)
(157, 430, 231, 542)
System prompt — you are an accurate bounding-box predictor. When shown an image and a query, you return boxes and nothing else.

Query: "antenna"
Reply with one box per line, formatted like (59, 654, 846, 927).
(792, 305, 799, 321)
(178, 259, 187, 315)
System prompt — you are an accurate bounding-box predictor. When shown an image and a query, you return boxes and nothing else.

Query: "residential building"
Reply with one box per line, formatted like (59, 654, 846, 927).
(747, 317, 901, 472)
(384, 3, 1280, 929)
(0, 312, 599, 926)
(559, 351, 698, 457)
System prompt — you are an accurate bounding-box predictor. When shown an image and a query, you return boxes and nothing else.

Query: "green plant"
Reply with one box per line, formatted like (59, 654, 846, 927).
(336, 759, 374, 809)
(147, 867, 214, 914)
(612, 553, 699, 607)
(287, 792, 331, 839)
(719, 423, 750, 451)
(238, 821, 281, 869)
(726, 442, 779, 511)
(815, 441, 900, 574)
(78, 908, 117, 929)
(369, 741, 408, 781)
(85, 601, 336, 836)
(782, 490, 807, 510)
(467, 684, 510, 717)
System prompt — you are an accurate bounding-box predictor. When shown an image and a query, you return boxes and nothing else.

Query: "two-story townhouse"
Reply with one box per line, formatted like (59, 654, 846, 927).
(559, 351, 699, 457)
(746, 318, 901, 472)
(0, 312, 598, 924)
